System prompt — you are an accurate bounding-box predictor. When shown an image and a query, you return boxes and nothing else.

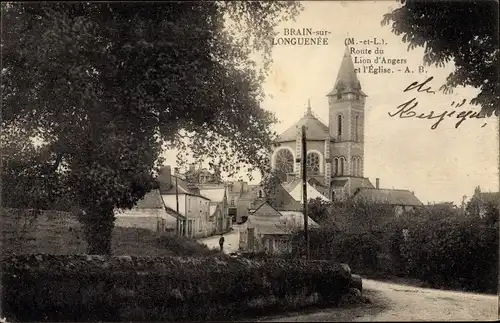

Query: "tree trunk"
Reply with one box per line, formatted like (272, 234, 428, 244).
(79, 205, 115, 255)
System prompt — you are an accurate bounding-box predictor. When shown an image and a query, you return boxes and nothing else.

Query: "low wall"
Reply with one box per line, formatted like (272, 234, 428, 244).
(2, 254, 354, 322)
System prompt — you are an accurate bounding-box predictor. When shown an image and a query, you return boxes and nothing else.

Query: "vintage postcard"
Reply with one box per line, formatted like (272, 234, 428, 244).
(1, 1, 498, 322)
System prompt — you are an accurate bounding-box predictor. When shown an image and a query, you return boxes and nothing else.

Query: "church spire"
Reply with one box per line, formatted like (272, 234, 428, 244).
(306, 98, 312, 116)
(329, 46, 364, 96)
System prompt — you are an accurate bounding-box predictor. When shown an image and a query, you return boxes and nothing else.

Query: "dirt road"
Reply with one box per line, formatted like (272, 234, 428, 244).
(197, 226, 240, 254)
(261, 279, 498, 322)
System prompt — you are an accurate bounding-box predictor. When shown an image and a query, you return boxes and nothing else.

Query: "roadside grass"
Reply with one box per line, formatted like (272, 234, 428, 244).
(1, 208, 221, 257)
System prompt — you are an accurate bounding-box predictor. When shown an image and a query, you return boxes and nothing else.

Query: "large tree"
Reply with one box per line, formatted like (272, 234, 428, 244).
(1, 2, 302, 254)
(382, 0, 499, 116)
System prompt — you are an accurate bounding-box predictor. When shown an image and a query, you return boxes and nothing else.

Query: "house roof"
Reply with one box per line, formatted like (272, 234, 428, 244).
(281, 179, 301, 192)
(246, 183, 303, 212)
(247, 215, 289, 235)
(276, 111, 330, 143)
(159, 175, 202, 196)
(286, 180, 330, 203)
(134, 189, 164, 209)
(331, 179, 348, 188)
(252, 200, 282, 216)
(163, 205, 186, 220)
(247, 202, 288, 234)
(280, 211, 319, 228)
(238, 185, 261, 201)
(308, 177, 325, 188)
(246, 202, 318, 235)
(200, 187, 226, 203)
(354, 188, 423, 206)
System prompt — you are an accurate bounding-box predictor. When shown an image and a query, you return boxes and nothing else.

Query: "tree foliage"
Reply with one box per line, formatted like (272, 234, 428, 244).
(307, 197, 333, 224)
(1, 2, 303, 254)
(382, 0, 499, 115)
(324, 198, 395, 233)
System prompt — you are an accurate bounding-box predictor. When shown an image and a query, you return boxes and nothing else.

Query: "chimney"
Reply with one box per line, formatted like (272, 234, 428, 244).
(158, 166, 172, 192)
(376, 178, 380, 189)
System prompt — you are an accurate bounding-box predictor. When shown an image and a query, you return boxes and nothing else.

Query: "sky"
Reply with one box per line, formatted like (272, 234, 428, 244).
(163, 0, 499, 205)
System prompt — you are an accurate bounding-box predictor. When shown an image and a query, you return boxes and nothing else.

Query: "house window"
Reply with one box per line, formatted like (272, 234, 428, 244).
(337, 114, 343, 140)
(258, 190, 263, 198)
(331, 190, 336, 200)
(230, 198, 234, 206)
(337, 93, 342, 100)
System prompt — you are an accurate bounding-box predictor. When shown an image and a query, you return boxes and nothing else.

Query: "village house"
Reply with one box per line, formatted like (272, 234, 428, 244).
(227, 180, 258, 223)
(467, 186, 500, 218)
(114, 189, 176, 233)
(198, 183, 232, 234)
(239, 201, 318, 254)
(352, 180, 423, 217)
(158, 166, 211, 239)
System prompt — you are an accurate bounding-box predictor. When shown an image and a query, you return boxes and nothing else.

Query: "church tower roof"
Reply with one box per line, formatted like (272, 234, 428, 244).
(327, 46, 367, 97)
(276, 100, 329, 143)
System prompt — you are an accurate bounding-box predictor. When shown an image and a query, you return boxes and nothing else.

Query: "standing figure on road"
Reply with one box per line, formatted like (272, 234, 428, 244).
(219, 234, 225, 252)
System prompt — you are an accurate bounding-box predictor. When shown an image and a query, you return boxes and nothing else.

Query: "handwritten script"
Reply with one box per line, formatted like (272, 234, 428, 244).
(388, 77, 495, 129)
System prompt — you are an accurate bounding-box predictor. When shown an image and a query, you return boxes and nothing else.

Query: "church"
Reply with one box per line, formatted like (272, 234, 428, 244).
(270, 46, 422, 208)
(270, 46, 374, 200)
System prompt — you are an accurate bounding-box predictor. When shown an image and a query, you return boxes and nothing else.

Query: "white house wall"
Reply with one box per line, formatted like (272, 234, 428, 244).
(114, 208, 175, 232)
(162, 194, 186, 216)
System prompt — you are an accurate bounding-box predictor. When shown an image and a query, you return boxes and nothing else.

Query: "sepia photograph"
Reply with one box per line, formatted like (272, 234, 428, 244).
(1, 0, 499, 322)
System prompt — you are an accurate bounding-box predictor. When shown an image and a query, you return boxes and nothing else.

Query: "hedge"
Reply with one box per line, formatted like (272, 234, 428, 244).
(297, 215, 498, 294)
(2, 254, 353, 321)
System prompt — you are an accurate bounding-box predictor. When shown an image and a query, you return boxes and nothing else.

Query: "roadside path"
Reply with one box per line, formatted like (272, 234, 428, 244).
(197, 225, 240, 254)
(261, 279, 498, 322)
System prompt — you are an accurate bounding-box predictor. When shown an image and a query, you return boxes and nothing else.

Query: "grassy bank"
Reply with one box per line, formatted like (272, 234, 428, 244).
(0, 208, 218, 257)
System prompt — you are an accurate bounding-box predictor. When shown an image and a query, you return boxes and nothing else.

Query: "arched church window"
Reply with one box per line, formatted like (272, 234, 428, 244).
(331, 190, 336, 200)
(340, 157, 345, 176)
(275, 149, 294, 174)
(355, 115, 360, 142)
(306, 152, 320, 175)
(351, 157, 357, 176)
(337, 114, 343, 140)
(333, 158, 339, 176)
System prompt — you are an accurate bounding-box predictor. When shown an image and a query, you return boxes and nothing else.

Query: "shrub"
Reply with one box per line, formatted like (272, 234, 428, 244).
(297, 206, 498, 294)
(397, 216, 498, 293)
(2, 254, 353, 322)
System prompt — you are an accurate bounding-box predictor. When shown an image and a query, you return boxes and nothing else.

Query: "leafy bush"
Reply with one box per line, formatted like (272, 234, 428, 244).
(2, 254, 353, 322)
(395, 215, 498, 293)
(295, 201, 498, 294)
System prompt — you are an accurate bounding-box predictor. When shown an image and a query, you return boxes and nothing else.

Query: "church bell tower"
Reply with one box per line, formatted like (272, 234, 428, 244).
(327, 46, 367, 182)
